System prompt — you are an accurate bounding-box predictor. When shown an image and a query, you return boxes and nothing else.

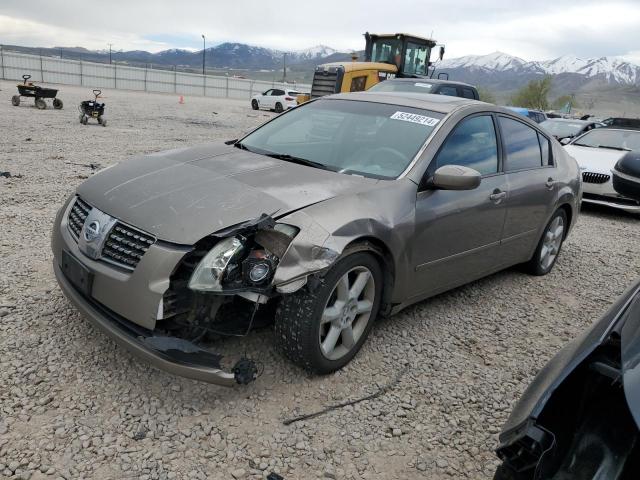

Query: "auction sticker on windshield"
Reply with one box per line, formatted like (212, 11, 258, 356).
(391, 111, 440, 126)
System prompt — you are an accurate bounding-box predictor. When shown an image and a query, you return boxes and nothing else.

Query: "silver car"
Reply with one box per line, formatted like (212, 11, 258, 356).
(52, 92, 581, 386)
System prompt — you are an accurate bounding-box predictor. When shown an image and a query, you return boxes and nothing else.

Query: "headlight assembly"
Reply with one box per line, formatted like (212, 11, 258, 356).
(188, 236, 245, 292)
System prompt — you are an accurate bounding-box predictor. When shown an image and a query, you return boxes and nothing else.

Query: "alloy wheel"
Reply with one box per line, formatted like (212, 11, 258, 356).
(319, 266, 376, 361)
(540, 216, 564, 270)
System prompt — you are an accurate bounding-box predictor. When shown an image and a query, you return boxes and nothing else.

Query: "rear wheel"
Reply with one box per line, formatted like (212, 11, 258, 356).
(274, 252, 382, 373)
(81, 115, 88, 125)
(11, 95, 20, 106)
(275, 102, 283, 113)
(524, 208, 567, 275)
(251, 99, 259, 110)
(53, 98, 63, 109)
(35, 98, 46, 110)
(100, 117, 107, 127)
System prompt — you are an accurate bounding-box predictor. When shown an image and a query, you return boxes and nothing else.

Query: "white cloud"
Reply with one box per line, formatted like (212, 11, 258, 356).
(1, 0, 640, 60)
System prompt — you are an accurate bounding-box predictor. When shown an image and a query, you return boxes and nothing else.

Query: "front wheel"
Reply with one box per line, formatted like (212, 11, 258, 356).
(524, 208, 567, 275)
(251, 99, 259, 110)
(274, 102, 283, 113)
(35, 98, 46, 110)
(274, 252, 382, 373)
(53, 98, 63, 109)
(11, 95, 20, 106)
(100, 117, 107, 127)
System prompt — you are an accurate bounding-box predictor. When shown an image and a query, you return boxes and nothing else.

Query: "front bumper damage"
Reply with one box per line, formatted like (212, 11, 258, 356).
(54, 261, 240, 386)
(52, 196, 343, 386)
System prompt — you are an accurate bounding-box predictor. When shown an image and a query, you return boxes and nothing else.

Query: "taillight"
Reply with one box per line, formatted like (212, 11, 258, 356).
(285, 97, 294, 101)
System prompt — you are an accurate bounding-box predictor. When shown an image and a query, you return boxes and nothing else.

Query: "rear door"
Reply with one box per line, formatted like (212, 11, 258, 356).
(497, 115, 557, 265)
(411, 113, 508, 298)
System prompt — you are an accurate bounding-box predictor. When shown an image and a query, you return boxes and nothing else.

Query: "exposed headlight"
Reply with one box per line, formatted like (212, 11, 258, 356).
(188, 236, 244, 292)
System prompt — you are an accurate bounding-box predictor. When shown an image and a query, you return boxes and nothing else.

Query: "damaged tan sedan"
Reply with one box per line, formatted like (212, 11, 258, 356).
(52, 92, 581, 386)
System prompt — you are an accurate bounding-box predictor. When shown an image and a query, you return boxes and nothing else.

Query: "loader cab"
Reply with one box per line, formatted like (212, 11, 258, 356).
(364, 33, 438, 77)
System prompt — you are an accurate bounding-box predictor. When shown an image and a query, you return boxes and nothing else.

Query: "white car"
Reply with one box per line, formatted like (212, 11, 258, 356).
(564, 127, 640, 214)
(251, 88, 300, 113)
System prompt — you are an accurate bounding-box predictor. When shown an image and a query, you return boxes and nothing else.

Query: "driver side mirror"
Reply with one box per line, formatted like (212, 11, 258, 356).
(560, 137, 572, 145)
(428, 165, 481, 190)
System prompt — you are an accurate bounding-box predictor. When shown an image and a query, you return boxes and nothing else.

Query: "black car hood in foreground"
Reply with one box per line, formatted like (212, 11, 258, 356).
(77, 144, 378, 244)
(500, 278, 640, 439)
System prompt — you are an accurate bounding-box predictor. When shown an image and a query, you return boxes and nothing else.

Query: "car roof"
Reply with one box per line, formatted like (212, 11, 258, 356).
(323, 91, 487, 114)
(543, 118, 592, 124)
(380, 78, 476, 88)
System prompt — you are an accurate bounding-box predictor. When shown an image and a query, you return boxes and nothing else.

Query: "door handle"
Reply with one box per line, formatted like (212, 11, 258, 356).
(545, 178, 555, 190)
(489, 190, 507, 204)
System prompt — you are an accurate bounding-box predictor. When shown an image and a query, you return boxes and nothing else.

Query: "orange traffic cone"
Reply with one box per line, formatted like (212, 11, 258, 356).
(179, 95, 184, 104)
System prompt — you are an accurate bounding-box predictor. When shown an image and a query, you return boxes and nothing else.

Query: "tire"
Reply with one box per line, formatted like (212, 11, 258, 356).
(53, 98, 63, 109)
(274, 102, 283, 113)
(35, 98, 46, 110)
(11, 95, 20, 107)
(524, 208, 568, 276)
(274, 252, 383, 373)
(251, 99, 259, 110)
(79, 114, 84, 124)
(81, 115, 88, 125)
(100, 117, 107, 127)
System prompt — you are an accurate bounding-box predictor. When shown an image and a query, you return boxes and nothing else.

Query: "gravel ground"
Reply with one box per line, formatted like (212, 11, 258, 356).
(1, 79, 639, 480)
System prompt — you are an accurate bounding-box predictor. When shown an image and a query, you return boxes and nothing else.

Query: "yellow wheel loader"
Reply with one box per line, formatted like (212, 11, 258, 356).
(297, 32, 444, 104)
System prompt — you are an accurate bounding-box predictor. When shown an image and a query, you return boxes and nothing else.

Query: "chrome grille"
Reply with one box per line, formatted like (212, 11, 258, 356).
(67, 197, 91, 239)
(101, 223, 156, 270)
(582, 172, 610, 184)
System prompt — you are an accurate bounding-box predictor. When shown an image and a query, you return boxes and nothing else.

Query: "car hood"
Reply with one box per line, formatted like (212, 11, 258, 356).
(77, 143, 378, 244)
(564, 144, 627, 174)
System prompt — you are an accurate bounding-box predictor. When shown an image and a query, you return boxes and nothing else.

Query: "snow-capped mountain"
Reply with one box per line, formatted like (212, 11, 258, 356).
(293, 45, 338, 60)
(440, 51, 640, 86)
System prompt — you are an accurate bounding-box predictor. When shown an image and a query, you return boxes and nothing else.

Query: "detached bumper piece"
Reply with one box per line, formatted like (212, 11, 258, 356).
(54, 261, 257, 386)
(496, 422, 554, 473)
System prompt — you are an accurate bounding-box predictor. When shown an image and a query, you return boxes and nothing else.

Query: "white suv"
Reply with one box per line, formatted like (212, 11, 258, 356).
(251, 88, 300, 113)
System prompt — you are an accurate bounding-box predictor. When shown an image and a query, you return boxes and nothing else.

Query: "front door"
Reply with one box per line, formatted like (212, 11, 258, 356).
(411, 114, 508, 299)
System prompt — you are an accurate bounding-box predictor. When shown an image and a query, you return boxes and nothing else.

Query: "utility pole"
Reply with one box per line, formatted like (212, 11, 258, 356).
(108, 43, 113, 64)
(282, 53, 287, 83)
(201, 35, 206, 75)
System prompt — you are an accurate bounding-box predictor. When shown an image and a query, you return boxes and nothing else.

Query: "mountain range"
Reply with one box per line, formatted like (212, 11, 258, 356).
(5, 43, 640, 91)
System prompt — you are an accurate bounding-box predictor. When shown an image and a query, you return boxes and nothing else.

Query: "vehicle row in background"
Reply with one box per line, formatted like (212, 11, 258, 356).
(251, 88, 301, 113)
(540, 118, 603, 141)
(564, 127, 640, 214)
(11, 74, 63, 110)
(506, 107, 547, 124)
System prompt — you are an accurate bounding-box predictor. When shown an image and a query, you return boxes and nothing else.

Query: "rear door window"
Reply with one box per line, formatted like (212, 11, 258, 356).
(461, 88, 476, 99)
(499, 116, 543, 171)
(437, 86, 458, 97)
(271, 89, 285, 96)
(435, 115, 499, 175)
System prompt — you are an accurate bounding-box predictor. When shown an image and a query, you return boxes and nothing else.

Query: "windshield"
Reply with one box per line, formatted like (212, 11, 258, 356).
(370, 81, 435, 93)
(370, 38, 402, 65)
(239, 99, 444, 179)
(540, 120, 586, 138)
(573, 129, 640, 151)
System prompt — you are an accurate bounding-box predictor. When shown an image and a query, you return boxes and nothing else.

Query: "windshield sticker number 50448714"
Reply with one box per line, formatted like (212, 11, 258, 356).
(390, 111, 440, 127)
